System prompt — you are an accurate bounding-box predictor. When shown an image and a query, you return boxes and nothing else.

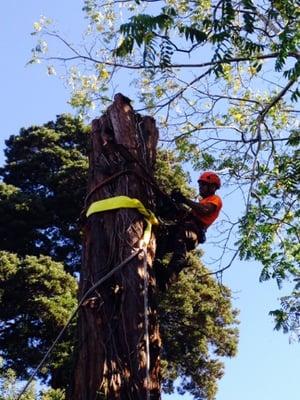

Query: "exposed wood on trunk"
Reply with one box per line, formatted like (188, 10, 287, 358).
(70, 94, 161, 399)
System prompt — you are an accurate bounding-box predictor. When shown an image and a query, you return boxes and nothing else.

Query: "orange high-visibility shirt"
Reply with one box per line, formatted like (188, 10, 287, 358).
(192, 194, 222, 229)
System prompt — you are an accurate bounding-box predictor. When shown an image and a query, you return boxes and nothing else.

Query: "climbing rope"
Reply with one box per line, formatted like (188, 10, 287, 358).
(17, 197, 157, 400)
(83, 168, 172, 212)
(142, 244, 151, 400)
(16, 249, 142, 400)
(81, 139, 179, 218)
(86, 195, 156, 399)
(83, 169, 131, 209)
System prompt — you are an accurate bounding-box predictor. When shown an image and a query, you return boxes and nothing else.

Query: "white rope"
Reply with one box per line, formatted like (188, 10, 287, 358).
(16, 249, 142, 400)
(142, 246, 151, 400)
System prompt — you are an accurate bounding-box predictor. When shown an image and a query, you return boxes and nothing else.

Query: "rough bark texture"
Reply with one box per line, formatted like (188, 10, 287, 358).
(70, 94, 160, 399)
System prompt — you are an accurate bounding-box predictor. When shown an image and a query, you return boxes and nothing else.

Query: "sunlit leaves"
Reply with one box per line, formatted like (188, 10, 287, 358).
(0, 358, 36, 400)
(237, 141, 300, 292)
(272, 0, 300, 80)
(0, 359, 66, 399)
(32, 16, 52, 34)
(67, 67, 110, 116)
(28, 0, 300, 341)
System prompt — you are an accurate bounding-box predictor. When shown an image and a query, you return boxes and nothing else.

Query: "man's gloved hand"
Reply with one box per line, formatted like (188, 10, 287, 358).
(171, 189, 186, 203)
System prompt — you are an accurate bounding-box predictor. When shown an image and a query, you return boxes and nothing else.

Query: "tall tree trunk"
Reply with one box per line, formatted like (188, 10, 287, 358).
(70, 94, 160, 399)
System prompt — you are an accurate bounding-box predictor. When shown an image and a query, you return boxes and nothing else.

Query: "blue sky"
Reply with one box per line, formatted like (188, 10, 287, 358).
(1, 1, 299, 399)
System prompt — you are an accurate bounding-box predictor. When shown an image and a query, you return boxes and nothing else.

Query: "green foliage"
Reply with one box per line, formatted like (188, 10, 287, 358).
(236, 136, 299, 337)
(29, 0, 300, 346)
(0, 116, 238, 399)
(159, 253, 238, 399)
(0, 358, 36, 400)
(238, 139, 299, 288)
(269, 290, 300, 341)
(118, 13, 173, 47)
(115, 12, 175, 68)
(273, 0, 300, 76)
(154, 149, 195, 198)
(0, 252, 77, 387)
(0, 114, 89, 272)
(179, 25, 207, 44)
(112, 0, 299, 81)
(0, 359, 65, 399)
(40, 388, 65, 400)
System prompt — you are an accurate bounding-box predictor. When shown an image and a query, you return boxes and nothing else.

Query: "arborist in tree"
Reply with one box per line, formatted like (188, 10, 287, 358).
(155, 171, 222, 289)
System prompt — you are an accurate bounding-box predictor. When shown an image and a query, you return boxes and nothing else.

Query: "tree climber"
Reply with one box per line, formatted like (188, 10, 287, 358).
(155, 172, 222, 289)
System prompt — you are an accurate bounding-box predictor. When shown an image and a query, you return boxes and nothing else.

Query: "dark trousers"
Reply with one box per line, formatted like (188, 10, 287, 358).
(154, 219, 205, 287)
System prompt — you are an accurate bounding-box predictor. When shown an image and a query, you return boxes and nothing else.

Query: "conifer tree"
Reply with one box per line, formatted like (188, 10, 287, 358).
(0, 114, 238, 399)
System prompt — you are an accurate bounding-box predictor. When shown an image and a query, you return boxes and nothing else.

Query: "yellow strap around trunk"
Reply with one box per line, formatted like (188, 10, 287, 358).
(86, 196, 158, 246)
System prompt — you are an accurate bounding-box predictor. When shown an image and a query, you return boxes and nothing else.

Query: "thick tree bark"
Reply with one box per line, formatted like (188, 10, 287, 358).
(70, 94, 160, 399)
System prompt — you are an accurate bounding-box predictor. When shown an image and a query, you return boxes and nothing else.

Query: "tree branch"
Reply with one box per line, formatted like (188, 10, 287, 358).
(259, 79, 297, 122)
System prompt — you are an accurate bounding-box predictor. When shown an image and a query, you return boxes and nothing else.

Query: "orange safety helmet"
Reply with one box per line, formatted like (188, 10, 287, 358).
(198, 171, 221, 189)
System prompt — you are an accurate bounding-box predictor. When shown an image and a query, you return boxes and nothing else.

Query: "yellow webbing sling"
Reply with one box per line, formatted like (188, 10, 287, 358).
(86, 196, 158, 246)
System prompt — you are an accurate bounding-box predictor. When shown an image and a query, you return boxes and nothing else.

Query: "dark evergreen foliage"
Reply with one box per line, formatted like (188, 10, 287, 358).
(0, 115, 238, 399)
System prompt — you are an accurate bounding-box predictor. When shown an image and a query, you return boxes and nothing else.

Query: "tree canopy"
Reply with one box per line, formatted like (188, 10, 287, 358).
(0, 115, 89, 272)
(0, 115, 238, 399)
(0, 357, 65, 400)
(29, 0, 300, 339)
(0, 252, 77, 389)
